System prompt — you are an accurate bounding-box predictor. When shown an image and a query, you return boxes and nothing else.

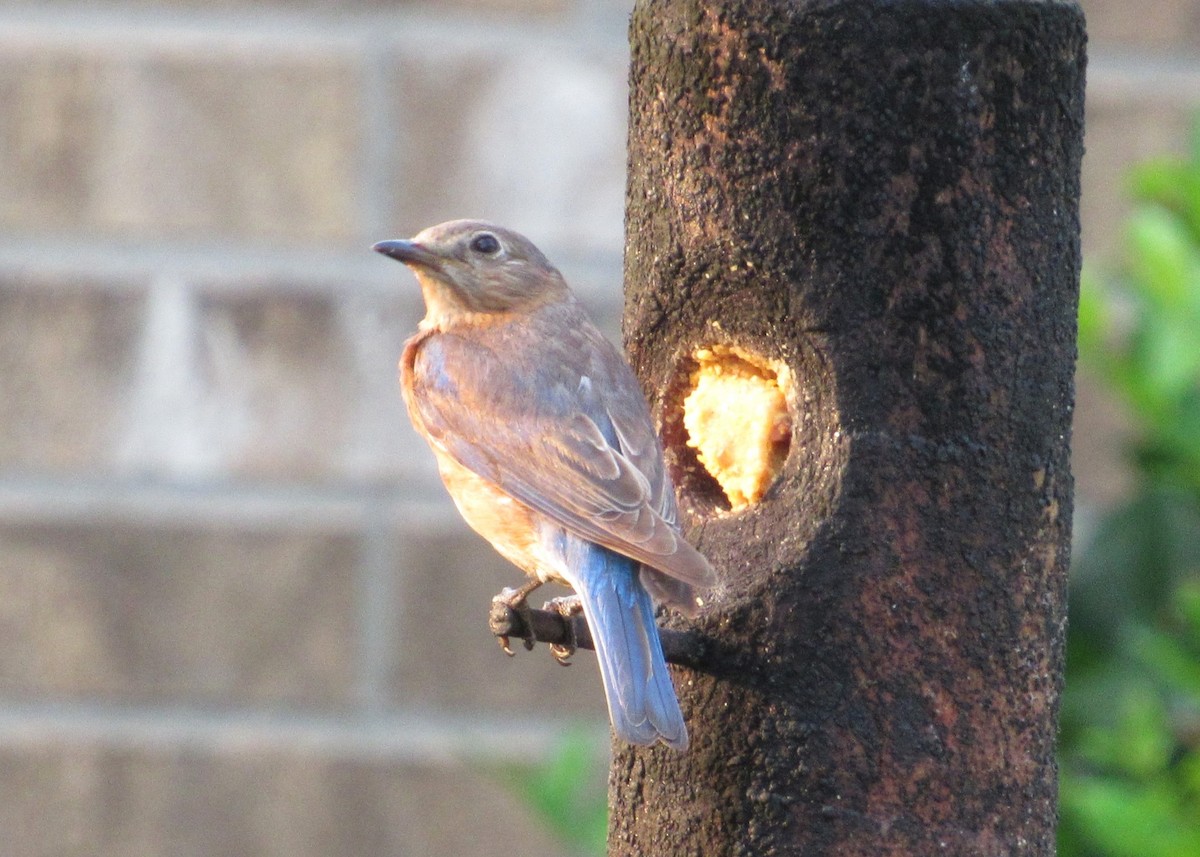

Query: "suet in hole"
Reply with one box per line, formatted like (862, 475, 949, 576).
(676, 344, 792, 511)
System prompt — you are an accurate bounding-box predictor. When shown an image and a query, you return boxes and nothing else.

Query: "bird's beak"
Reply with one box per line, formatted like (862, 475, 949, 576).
(372, 239, 443, 271)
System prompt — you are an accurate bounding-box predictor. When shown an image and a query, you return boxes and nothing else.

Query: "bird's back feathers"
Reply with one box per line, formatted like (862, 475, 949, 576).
(402, 297, 716, 602)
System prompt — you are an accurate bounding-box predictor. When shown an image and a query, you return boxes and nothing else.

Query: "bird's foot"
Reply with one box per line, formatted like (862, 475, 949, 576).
(542, 594, 584, 665)
(491, 580, 543, 656)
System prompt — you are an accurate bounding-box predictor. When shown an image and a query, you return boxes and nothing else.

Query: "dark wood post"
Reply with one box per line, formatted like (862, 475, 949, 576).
(615, 0, 1086, 853)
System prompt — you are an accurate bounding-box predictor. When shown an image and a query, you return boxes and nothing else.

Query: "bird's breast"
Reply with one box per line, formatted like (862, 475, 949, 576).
(430, 447, 568, 586)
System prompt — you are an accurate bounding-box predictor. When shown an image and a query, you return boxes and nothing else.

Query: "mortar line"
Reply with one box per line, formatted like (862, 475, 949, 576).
(0, 236, 626, 294)
(0, 700, 605, 764)
(0, 474, 450, 529)
(0, 3, 624, 55)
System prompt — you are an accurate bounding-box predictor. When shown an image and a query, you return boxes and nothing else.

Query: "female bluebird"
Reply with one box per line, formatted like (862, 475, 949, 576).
(374, 220, 716, 750)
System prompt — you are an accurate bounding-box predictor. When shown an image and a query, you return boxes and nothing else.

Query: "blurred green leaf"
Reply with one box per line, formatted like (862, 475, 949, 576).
(1181, 751, 1200, 798)
(1063, 115, 1200, 857)
(1143, 314, 1200, 405)
(499, 729, 609, 856)
(1073, 684, 1170, 777)
(1177, 579, 1200, 638)
(1128, 623, 1200, 701)
(1068, 490, 1200, 652)
(1129, 117, 1200, 244)
(1130, 159, 1200, 244)
(1125, 206, 1193, 311)
(1076, 269, 1110, 370)
(1061, 775, 1200, 857)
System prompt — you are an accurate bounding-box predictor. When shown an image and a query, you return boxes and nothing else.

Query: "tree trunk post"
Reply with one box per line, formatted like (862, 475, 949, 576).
(615, 1, 1086, 854)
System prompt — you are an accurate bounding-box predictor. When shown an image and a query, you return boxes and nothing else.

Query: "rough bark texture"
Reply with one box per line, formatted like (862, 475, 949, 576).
(614, 1, 1086, 854)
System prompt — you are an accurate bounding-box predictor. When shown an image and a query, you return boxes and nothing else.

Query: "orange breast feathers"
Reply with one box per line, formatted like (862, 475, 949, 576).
(427, 446, 562, 585)
(401, 329, 564, 586)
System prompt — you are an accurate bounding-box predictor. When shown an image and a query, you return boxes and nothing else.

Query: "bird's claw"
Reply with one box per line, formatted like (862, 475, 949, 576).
(492, 582, 542, 656)
(498, 635, 536, 657)
(543, 594, 584, 666)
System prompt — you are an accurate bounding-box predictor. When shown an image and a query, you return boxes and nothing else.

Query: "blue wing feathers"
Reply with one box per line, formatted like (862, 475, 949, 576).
(561, 535, 688, 750)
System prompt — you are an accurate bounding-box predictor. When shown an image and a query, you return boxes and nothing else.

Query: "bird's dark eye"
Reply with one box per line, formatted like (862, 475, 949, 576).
(470, 233, 501, 255)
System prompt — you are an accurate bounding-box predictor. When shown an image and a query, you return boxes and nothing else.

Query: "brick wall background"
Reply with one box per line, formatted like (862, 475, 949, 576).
(0, 1, 1197, 854)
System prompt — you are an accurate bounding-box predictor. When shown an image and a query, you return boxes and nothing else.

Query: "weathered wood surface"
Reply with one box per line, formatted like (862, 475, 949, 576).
(613, 1, 1086, 853)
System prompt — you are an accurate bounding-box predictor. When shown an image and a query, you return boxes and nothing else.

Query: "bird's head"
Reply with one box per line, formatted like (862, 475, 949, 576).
(373, 220, 569, 328)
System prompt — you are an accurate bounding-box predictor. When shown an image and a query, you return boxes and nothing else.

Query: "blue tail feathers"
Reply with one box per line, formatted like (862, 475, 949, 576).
(562, 535, 688, 750)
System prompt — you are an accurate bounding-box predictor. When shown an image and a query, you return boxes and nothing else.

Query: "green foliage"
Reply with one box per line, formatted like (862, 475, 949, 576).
(1062, 120, 1200, 856)
(1059, 580, 1200, 857)
(496, 729, 609, 856)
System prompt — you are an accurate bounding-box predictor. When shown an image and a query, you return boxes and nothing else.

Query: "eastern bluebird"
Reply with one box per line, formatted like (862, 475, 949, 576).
(374, 220, 717, 750)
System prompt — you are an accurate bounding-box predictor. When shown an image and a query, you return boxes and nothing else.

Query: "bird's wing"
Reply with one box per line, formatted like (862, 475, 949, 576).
(407, 328, 715, 587)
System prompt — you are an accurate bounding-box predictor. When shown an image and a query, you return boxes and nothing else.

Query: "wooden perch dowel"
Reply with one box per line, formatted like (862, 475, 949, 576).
(488, 601, 710, 671)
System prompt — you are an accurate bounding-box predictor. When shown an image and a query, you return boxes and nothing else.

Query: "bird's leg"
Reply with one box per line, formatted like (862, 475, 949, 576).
(491, 579, 544, 656)
(542, 594, 584, 665)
